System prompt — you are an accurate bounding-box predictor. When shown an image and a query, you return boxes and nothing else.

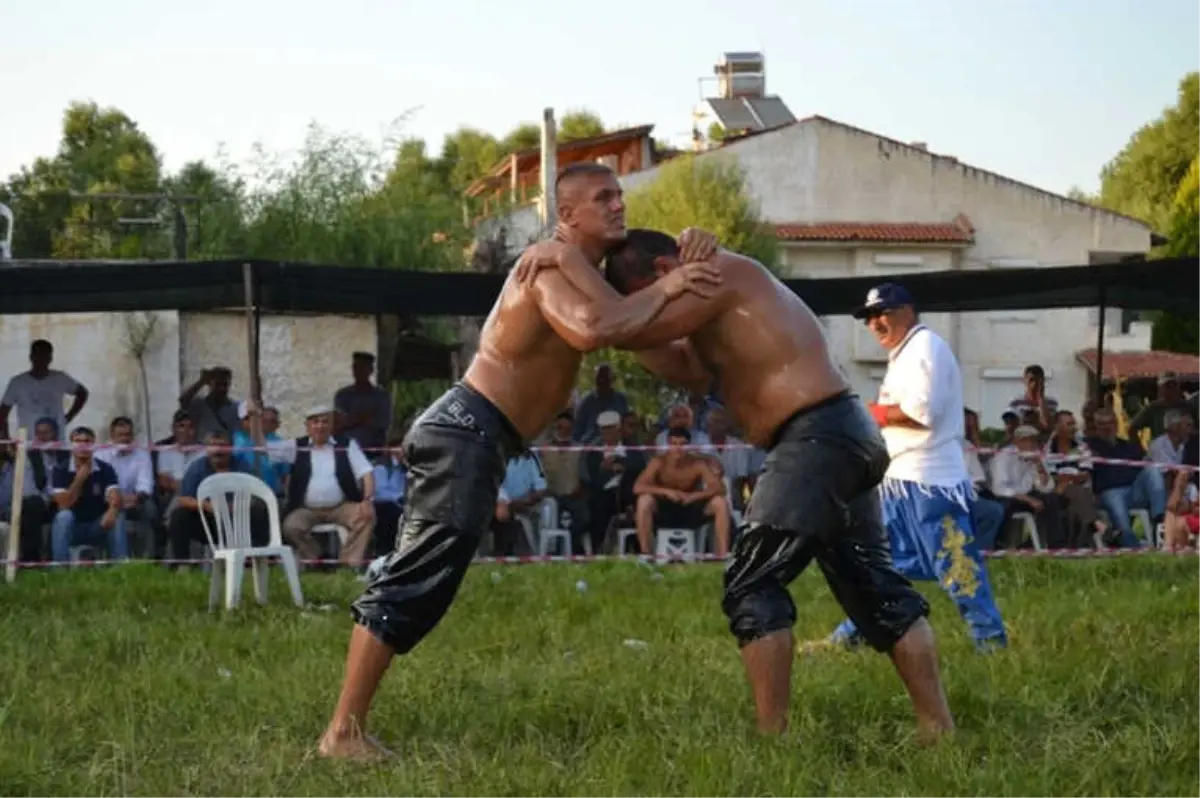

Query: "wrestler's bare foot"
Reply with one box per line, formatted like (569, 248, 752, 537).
(317, 728, 397, 761)
(915, 719, 956, 746)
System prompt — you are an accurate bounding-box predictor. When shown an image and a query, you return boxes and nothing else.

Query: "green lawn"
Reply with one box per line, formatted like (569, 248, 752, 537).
(0, 557, 1196, 796)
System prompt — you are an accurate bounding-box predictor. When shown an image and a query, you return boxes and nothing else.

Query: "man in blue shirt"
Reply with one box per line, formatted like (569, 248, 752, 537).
(492, 451, 547, 555)
(168, 430, 271, 563)
(49, 426, 127, 562)
(233, 400, 289, 497)
(1085, 408, 1167, 547)
(370, 435, 407, 557)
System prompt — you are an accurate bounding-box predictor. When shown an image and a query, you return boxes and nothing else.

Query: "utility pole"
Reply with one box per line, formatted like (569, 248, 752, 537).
(539, 108, 557, 232)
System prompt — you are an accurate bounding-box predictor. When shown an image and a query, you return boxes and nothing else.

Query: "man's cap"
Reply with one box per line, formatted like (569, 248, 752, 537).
(596, 410, 621, 428)
(1159, 370, 1180, 385)
(306, 404, 334, 419)
(852, 283, 916, 319)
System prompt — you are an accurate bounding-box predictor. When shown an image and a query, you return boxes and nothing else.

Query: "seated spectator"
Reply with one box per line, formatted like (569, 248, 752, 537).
(1148, 409, 1194, 466)
(1000, 410, 1020, 446)
(989, 425, 1065, 548)
(156, 411, 205, 510)
(1044, 410, 1108, 548)
(654, 404, 714, 452)
(234, 401, 289, 497)
(1165, 469, 1198, 551)
(167, 430, 269, 563)
(29, 416, 67, 474)
(49, 426, 127, 562)
(584, 411, 641, 553)
(0, 441, 51, 563)
(705, 406, 760, 514)
(371, 435, 407, 557)
(1086, 409, 1167, 548)
(491, 451, 548, 556)
(963, 408, 1006, 550)
(95, 416, 156, 557)
(539, 411, 589, 553)
(269, 406, 375, 566)
(634, 426, 730, 556)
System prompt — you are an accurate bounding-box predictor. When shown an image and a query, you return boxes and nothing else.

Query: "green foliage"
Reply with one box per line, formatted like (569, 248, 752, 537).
(0, 560, 1195, 794)
(558, 110, 605, 142)
(707, 122, 727, 144)
(1150, 155, 1199, 354)
(1098, 72, 1198, 230)
(577, 154, 780, 412)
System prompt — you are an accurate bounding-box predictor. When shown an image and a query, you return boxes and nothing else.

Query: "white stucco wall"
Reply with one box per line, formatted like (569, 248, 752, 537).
(180, 312, 377, 439)
(0, 311, 181, 442)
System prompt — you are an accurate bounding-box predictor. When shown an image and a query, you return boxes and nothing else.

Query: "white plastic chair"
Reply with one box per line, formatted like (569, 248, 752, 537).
(312, 523, 349, 561)
(196, 472, 304, 610)
(616, 526, 639, 555)
(656, 527, 697, 559)
(1010, 511, 1043, 551)
(535, 497, 571, 556)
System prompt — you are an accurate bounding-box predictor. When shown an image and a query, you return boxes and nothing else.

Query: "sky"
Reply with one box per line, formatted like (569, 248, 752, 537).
(4, 0, 1197, 197)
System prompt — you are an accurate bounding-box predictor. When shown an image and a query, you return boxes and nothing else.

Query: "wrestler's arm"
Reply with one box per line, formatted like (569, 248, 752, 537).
(533, 269, 673, 353)
(634, 342, 712, 395)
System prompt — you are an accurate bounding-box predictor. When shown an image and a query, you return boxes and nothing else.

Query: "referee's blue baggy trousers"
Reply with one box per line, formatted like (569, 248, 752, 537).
(832, 478, 1008, 649)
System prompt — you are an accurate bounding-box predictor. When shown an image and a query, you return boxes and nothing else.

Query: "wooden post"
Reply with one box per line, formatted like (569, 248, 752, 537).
(242, 263, 265, 471)
(509, 153, 519, 204)
(5, 428, 27, 583)
(539, 108, 557, 231)
(1095, 285, 1107, 404)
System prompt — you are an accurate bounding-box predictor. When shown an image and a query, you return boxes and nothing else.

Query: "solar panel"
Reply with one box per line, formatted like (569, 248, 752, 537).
(747, 96, 796, 129)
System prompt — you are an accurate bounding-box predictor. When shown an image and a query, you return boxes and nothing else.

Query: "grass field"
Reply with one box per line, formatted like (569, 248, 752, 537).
(0, 556, 1197, 796)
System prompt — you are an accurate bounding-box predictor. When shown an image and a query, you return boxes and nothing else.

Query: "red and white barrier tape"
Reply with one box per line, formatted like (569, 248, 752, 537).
(1, 547, 1195, 570)
(3, 439, 1196, 473)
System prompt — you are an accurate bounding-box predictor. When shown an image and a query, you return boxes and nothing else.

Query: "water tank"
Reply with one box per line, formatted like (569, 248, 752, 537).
(714, 52, 766, 99)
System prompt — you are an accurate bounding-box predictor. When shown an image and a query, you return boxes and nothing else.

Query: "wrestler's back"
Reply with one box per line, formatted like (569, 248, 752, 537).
(462, 275, 583, 440)
(692, 254, 850, 447)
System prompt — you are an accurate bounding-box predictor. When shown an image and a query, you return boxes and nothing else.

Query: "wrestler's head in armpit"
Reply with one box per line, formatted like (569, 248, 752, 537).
(604, 228, 682, 295)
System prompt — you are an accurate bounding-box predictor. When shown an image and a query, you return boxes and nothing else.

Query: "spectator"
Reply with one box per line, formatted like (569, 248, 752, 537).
(1165, 470, 1198, 551)
(49, 426, 127, 562)
(705, 406, 759, 513)
(334, 352, 393, 456)
(1086, 408, 1167, 548)
(584, 411, 636, 553)
(95, 416, 156, 556)
(167, 430, 269, 563)
(1148, 409, 1194, 466)
(539, 411, 590, 553)
(1131, 371, 1193, 441)
(179, 367, 239, 440)
(370, 435, 407, 557)
(156, 411, 204, 507)
(573, 364, 630, 443)
(989, 425, 1065, 548)
(1000, 410, 1020, 445)
(0, 339, 88, 441)
(654, 404, 714, 452)
(1080, 398, 1101, 437)
(1044, 410, 1107, 548)
(234, 400, 289, 497)
(963, 408, 1006, 550)
(492, 451, 548, 556)
(29, 416, 67, 474)
(271, 407, 375, 567)
(633, 426, 730, 556)
(1009, 364, 1058, 434)
(619, 411, 644, 447)
(0, 440, 50, 563)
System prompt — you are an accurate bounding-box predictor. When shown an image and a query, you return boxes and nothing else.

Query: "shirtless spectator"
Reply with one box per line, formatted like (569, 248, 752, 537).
(179, 367, 239, 440)
(0, 339, 88, 441)
(633, 426, 731, 556)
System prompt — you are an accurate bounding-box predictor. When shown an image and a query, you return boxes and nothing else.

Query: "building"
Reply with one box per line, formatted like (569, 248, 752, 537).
(475, 113, 1157, 428)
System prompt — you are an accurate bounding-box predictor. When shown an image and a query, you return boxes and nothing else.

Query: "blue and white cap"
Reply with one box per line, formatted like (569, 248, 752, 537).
(852, 282, 916, 319)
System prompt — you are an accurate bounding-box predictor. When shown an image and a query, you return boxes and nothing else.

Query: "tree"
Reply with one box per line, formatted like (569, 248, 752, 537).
(500, 123, 541, 153)
(559, 110, 605, 142)
(707, 122, 727, 145)
(577, 153, 781, 415)
(1098, 72, 1198, 231)
(1150, 155, 1199, 354)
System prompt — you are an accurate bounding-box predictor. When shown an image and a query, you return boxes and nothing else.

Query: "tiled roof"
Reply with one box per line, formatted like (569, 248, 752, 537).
(1075, 349, 1200, 381)
(774, 215, 974, 244)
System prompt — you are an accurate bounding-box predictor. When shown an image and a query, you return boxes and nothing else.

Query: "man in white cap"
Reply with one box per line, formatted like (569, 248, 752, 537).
(266, 405, 375, 567)
(827, 283, 1007, 651)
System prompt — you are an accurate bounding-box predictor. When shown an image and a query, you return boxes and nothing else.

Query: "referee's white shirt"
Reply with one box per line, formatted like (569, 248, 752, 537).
(877, 325, 969, 487)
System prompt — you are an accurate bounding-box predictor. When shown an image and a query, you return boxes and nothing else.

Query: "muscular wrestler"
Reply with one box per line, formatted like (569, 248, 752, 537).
(519, 228, 955, 738)
(633, 425, 731, 556)
(317, 164, 722, 759)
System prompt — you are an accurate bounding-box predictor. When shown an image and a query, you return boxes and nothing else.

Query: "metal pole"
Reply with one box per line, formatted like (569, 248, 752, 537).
(1095, 286, 1107, 404)
(539, 108, 557, 232)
